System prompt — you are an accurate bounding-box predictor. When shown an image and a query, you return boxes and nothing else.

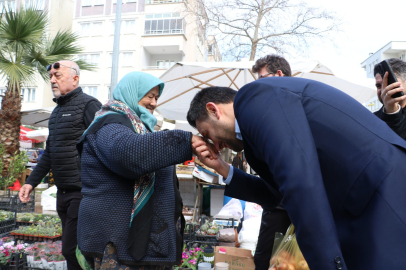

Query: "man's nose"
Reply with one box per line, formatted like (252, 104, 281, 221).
(50, 76, 56, 84)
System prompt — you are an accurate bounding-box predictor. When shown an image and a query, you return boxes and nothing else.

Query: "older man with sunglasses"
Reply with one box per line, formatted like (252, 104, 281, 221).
(20, 60, 101, 270)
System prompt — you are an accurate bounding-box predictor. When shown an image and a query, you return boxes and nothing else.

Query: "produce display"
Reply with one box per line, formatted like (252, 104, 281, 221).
(17, 213, 61, 224)
(0, 210, 14, 222)
(195, 221, 222, 236)
(182, 206, 194, 215)
(11, 221, 62, 238)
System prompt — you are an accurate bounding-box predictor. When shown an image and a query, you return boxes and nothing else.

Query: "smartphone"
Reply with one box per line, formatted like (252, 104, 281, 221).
(379, 60, 404, 98)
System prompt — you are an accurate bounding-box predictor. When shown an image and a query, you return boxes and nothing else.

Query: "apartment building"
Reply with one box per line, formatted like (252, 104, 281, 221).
(73, 0, 221, 104)
(361, 41, 406, 112)
(0, 0, 75, 111)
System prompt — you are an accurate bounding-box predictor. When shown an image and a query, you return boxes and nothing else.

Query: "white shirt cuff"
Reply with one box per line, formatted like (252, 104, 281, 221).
(384, 104, 401, 115)
(224, 165, 234, 185)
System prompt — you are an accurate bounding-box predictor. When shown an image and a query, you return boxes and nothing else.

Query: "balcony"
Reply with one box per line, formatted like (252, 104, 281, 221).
(146, 0, 183, 4)
(144, 17, 186, 36)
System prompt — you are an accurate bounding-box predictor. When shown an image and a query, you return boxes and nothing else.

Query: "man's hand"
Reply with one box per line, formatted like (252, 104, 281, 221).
(19, 184, 33, 203)
(192, 138, 230, 178)
(381, 71, 406, 113)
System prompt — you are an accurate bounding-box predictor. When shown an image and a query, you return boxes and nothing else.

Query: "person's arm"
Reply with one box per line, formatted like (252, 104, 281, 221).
(25, 138, 52, 188)
(234, 82, 347, 270)
(91, 123, 193, 180)
(83, 100, 102, 128)
(224, 168, 280, 210)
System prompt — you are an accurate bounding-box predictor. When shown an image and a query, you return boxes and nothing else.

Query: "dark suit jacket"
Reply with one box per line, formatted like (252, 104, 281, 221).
(224, 77, 406, 270)
(374, 105, 406, 140)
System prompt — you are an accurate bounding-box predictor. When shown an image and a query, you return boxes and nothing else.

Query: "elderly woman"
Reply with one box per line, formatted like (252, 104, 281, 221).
(77, 72, 202, 270)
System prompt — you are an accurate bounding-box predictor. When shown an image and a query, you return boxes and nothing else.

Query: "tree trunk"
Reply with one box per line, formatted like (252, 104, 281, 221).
(250, 41, 258, 61)
(0, 83, 22, 177)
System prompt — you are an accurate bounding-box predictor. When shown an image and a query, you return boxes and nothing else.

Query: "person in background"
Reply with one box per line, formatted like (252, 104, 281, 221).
(76, 71, 210, 270)
(373, 58, 406, 139)
(19, 60, 102, 270)
(251, 55, 293, 270)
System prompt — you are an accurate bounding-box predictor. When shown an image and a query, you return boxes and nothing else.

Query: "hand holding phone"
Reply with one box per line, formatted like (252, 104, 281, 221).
(379, 60, 404, 98)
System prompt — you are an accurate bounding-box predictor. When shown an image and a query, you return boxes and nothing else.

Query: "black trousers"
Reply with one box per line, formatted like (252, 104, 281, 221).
(254, 208, 291, 270)
(57, 189, 83, 270)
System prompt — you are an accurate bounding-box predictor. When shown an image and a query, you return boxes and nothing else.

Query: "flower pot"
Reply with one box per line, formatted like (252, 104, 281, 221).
(54, 260, 66, 270)
(33, 259, 43, 269)
(41, 258, 49, 269)
(27, 255, 34, 267)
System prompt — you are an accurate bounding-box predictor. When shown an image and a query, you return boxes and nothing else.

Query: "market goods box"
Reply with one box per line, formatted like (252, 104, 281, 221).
(214, 246, 255, 270)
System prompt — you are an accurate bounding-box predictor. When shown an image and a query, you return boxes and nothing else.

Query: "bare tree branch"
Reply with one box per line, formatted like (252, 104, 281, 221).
(185, 0, 342, 61)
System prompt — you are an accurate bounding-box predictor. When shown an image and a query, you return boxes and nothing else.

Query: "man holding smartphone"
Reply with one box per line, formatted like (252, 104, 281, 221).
(373, 58, 406, 139)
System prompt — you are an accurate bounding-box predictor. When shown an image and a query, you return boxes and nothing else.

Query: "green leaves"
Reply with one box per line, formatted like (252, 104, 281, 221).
(0, 5, 94, 93)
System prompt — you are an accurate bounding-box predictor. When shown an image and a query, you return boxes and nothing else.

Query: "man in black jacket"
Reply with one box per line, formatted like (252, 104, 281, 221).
(19, 60, 101, 270)
(373, 58, 406, 140)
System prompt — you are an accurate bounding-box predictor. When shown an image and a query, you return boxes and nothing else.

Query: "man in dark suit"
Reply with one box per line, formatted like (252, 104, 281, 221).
(187, 78, 406, 270)
(373, 58, 406, 139)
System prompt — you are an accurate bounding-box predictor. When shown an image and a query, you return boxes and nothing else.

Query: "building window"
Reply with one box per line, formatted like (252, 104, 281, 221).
(83, 86, 98, 98)
(156, 60, 175, 69)
(109, 52, 134, 67)
(111, 20, 136, 34)
(79, 54, 101, 66)
(82, 0, 104, 6)
(113, 0, 137, 3)
(80, 22, 103, 36)
(21, 88, 36, 102)
(144, 13, 185, 35)
(24, 0, 45, 9)
(0, 1, 16, 12)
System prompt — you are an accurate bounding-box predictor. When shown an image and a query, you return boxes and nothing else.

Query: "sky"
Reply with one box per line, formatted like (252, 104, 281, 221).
(284, 0, 406, 88)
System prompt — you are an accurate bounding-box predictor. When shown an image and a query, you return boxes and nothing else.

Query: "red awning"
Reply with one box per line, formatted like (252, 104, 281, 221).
(20, 126, 40, 144)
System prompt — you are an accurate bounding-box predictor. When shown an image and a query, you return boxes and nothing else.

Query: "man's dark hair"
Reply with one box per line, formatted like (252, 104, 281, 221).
(187, 86, 237, 128)
(252, 54, 292, 77)
(373, 58, 406, 81)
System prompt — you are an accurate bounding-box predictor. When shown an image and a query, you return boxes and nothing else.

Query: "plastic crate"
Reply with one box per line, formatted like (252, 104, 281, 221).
(0, 252, 25, 270)
(10, 233, 62, 243)
(194, 234, 217, 243)
(0, 191, 35, 213)
(0, 212, 16, 238)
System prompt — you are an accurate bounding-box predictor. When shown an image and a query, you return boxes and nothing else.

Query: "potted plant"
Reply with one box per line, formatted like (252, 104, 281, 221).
(174, 245, 203, 270)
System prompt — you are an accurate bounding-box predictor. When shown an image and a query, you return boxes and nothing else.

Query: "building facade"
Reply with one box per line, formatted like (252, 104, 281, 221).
(0, 0, 75, 111)
(73, 0, 221, 104)
(361, 41, 406, 112)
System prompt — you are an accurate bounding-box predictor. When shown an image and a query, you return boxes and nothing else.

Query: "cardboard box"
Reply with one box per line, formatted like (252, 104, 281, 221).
(214, 246, 255, 270)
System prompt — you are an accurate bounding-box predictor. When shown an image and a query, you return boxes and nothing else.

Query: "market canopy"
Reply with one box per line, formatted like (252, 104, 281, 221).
(21, 107, 54, 128)
(26, 128, 49, 142)
(156, 60, 376, 121)
(20, 126, 41, 144)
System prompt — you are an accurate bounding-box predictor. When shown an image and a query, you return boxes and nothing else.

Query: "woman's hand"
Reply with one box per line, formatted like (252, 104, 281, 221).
(191, 136, 230, 178)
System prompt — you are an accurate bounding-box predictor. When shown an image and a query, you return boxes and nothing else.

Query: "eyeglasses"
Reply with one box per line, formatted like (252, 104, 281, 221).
(258, 72, 275, 79)
(47, 62, 78, 75)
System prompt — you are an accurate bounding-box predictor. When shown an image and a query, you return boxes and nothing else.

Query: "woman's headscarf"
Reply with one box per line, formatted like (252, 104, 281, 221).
(112, 71, 164, 132)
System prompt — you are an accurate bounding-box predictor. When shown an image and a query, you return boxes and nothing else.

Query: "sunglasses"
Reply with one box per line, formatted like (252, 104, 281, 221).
(258, 72, 275, 79)
(47, 62, 78, 75)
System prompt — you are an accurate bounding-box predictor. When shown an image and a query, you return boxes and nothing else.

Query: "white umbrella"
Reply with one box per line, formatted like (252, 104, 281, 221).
(21, 107, 54, 128)
(26, 128, 49, 142)
(156, 60, 376, 121)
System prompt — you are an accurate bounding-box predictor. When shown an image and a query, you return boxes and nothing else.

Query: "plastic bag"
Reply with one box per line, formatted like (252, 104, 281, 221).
(76, 246, 92, 270)
(243, 202, 263, 220)
(217, 198, 243, 218)
(41, 185, 57, 211)
(269, 224, 310, 270)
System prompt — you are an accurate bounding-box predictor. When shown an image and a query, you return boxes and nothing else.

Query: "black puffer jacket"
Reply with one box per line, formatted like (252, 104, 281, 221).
(26, 87, 101, 190)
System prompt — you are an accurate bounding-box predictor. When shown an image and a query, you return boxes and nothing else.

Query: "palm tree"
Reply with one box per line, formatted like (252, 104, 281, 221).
(0, 4, 94, 176)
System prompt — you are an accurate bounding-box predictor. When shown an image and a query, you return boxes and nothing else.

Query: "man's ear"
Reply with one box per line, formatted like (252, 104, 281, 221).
(206, 102, 220, 120)
(276, 70, 284, 77)
(73, 75, 80, 87)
